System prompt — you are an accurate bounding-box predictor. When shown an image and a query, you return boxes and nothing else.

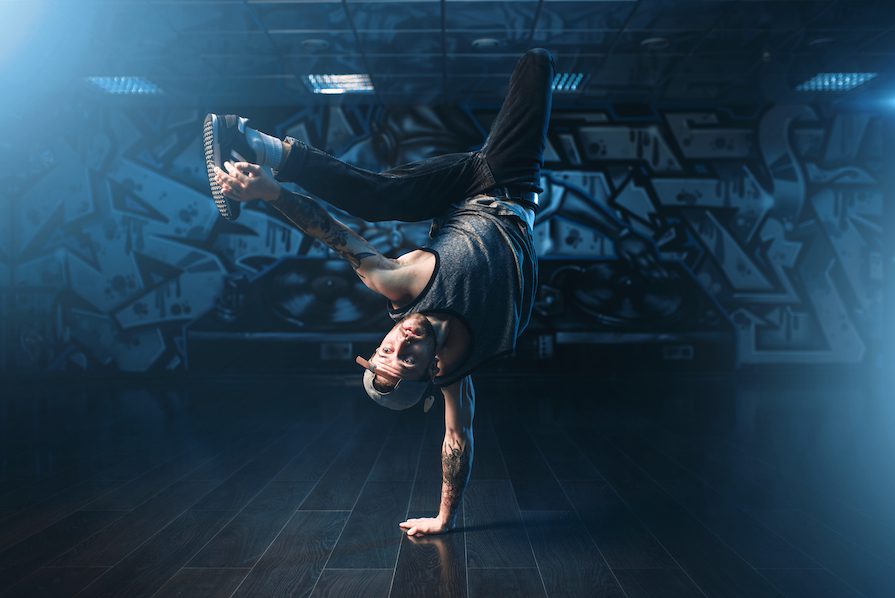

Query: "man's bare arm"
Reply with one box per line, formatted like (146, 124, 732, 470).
(215, 161, 395, 286)
(268, 187, 390, 278)
(398, 376, 474, 536)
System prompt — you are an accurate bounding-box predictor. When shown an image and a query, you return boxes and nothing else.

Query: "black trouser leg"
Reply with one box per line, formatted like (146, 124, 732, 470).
(480, 48, 555, 194)
(275, 143, 493, 222)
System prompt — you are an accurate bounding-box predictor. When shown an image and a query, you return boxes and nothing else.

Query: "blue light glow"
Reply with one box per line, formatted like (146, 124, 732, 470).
(795, 72, 877, 92)
(87, 76, 163, 95)
(305, 74, 374, 94)
(552, 72, 586, 93)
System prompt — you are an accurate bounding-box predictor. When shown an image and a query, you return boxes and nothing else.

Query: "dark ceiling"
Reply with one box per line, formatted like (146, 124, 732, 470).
(19, 0, 895, 106)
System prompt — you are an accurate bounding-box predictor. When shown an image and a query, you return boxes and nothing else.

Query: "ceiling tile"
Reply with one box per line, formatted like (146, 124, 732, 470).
(446, 53, 526, 77)
(537, 1, 637, 30)
(612, 29, 706, 54)
(591, 53, 677, 87)
(365, 53, 442, 75)
(447, 75, 510, 95)
(359, 30, 443, 53)
(784, 29, 888, 56)
(625, 0, 734, 30)
(532, 29, 618, 53)
(445, 1, 539, 31)
(695, 28, 793, 56)
(859, 31, 895, 54)
(348, 2, 442, 29)
(175, 32, 277, 55)
(445, 30, 532, 54)
(270, 30, 360, 54)
(152, 1, 264, 33)
(715, 1, 834, 31)
(283, 53, 369, 75)
(89, 2, 179, 51)
(808, 1, 895, 30)
(252, 2, 352, 30)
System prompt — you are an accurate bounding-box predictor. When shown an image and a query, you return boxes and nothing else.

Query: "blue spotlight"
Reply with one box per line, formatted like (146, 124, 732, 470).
(795, 72, 877, 92)
(87, 76, 163, 95)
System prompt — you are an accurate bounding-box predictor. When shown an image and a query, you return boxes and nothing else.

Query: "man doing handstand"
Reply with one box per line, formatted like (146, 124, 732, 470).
(205, 48, 553, 536)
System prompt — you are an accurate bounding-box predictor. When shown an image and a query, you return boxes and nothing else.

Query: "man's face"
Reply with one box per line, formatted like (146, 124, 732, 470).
(369, 314, 437, 382)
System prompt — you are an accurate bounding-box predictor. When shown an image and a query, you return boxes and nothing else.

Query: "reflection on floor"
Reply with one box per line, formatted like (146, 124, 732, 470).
(0, 372, 892, 597)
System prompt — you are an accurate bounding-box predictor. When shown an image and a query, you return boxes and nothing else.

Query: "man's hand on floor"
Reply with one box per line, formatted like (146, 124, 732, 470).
(399, 516, 449, 537)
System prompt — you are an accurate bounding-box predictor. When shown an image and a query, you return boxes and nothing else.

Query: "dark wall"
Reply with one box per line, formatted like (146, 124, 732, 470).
(0, 101, 885, 374)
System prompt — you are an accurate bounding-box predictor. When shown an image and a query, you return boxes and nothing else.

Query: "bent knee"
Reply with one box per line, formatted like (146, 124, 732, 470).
(523, 47, 555, 69)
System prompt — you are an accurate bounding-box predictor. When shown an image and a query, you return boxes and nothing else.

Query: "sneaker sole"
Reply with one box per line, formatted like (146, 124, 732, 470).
(203, 114, 240, 221)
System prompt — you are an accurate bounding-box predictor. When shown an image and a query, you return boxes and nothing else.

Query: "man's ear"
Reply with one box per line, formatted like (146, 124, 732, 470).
(429, 356, 440, 379)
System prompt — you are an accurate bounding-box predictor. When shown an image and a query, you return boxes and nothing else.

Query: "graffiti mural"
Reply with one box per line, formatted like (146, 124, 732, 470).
(0, 102, 884, 373)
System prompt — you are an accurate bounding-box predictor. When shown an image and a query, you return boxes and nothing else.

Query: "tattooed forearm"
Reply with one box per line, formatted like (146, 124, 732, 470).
(439, 435, 473, 527)
(270, 190, 383, 272)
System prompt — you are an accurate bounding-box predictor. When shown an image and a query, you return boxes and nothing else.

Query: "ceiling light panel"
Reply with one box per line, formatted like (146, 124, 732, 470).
(552, 72, 586, 93)
(795, 72, 877, 92)
(305, 74, 374, 94)
(87, 76, 163, 95)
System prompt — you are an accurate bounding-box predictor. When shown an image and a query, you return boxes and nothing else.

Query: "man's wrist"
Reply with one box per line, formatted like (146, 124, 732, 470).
(265, 185, 287, 204)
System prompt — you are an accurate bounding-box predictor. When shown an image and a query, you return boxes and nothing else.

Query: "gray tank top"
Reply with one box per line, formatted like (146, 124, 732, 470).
(388, 195, 537, 386)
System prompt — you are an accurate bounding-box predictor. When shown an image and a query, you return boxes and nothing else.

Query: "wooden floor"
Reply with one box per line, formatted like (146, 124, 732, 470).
(0, 373, 892, 597)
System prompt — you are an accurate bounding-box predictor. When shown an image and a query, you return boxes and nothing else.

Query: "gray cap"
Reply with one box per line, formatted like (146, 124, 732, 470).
(356, 356, 437, 411)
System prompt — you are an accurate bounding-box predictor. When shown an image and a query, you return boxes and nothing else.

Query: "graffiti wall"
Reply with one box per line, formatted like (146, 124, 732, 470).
(0, 102, 885, 373)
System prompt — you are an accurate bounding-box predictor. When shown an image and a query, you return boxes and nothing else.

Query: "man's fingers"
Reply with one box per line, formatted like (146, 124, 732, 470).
(233, 162, 261, 175)
(407, 527, 417, 535)
(224, 161, 251, 184)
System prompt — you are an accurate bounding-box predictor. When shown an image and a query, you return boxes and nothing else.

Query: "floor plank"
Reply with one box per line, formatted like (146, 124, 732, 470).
(569, 429, 778, 598)
(83, 455, 216, 512)
(274, 415, 359, 483)
(469, 414, 509, 480)
(189, 481, 315, 568)
(232, 510, 349, 597)
(299, 418, 393, 511)
(468, 568, 546, 598)
(55, 480, 217, 567)
(611, 427, 818, 570)
(390, 532, 467, 598)
(750, 509, 895, 597)
(311, 568, 392, 597)
(758, 568, 864, 598)
(464, 479, 536, 569)
(192, 424, 315, 511)
(407, 418, 451, 516)
(521, 510, 624, 598)
(561, 479, 678, 570)
(527, 429, 603, 481)
(185, 430, 288, 484)
(368, 410, 426, 483)
(326, 481, 413, 569)
(0, 477, 137, 553)
(614, 569, 707, 598)
(77, 509, 234, 598)
(493, 420, 570, 511)
(153, 567, 250, 598)
(1, 566, 108, 598)
(0, 511, 122, 591)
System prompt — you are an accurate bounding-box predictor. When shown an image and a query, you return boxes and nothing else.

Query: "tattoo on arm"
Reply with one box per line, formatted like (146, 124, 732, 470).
(269, 190, 384, 274)
(440, 436, 472, 527)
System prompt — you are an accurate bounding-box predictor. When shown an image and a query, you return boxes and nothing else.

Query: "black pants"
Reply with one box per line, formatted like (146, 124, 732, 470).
(274, 48, 555, 222)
